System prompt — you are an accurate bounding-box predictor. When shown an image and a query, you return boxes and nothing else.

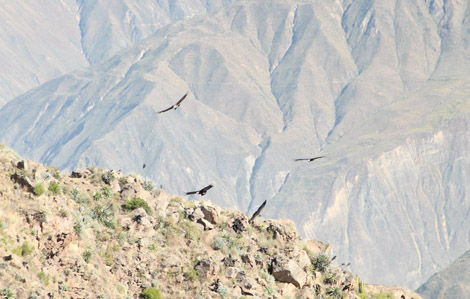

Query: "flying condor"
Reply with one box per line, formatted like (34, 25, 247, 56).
(249, 200, 267, 223)
(158, 93, 188, 113)
(294, 156, 324, 162)
(186, 184, 214, 196)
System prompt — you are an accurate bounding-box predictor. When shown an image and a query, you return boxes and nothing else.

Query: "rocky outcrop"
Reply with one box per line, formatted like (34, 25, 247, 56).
(0, 146, 419, 298)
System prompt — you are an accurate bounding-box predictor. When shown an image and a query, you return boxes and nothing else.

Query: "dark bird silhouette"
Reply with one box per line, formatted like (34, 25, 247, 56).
(158, 93, 188, 113)
(186, 184, 214, 196)
(142, 164, 146, 169)
(294, 156, 324, 162)
(249, 200, 267, 223)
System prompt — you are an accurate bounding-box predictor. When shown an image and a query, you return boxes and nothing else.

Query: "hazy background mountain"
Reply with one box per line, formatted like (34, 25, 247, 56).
(417, 249, 470, 299)
(0, 0, 236, 106)
(1, 0, 470, 290)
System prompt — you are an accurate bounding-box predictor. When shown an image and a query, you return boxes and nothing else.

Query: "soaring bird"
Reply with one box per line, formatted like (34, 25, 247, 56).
(294, 156, 324, 162)
(249, 200, 267, 223)
(186, 184, 214, 196)
(158, 93, 188, 113)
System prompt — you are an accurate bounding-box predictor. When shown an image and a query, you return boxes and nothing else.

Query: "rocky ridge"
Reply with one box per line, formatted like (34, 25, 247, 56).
(0, 145, 419, 298)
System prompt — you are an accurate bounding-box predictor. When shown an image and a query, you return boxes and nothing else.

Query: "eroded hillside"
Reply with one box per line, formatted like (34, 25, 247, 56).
(0, 146, 419, 298)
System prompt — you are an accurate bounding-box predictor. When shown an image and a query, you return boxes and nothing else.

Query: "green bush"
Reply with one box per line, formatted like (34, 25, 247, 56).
(140, 287, 162, 299)
(310, 253, 332, 273)
(0, 287, 15, 299)
(142, 180, 155, 191)
(101, 186, 113, 199)
(48, 181, 61, 195)
(12, 241, 34, 257)
(91, 204, 115, 228)
(122, 198, 151, 214)
(33, 183, 46, 196)
(82, 249, 92, 263)
(37, 271, 49, 285)
(323, 272, 337, 284)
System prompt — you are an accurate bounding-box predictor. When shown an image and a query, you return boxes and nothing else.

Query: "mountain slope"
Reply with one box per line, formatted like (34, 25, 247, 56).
(0, 145, 421, 298)
(0, 0, 238, 106)
(1, 0, 470, 290)
(417, 249, 470, 299)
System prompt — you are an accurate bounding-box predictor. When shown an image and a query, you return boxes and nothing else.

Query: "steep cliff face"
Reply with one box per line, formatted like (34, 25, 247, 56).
(1, 0, 470, 289)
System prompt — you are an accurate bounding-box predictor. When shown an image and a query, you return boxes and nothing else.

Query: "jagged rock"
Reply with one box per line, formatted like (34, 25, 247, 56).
(271, 255, 307, 288)
(120, 185, 138, 200)
(17, 160, 28, 170)
(42, 232, 73, 260)
(295, 287, 315, 299)
(267, 220, 297, 242)
(302, 239, 331, 256)
(200, 205, 219, 224)
(195, 259, 213, 279)
(225, 267, 239, 278)
(71, 168, 92, 178)
(10, 173, 34, 192)
(120, 216, 132, 230)
(231, 218, 246, 234)
(191, 207, 205, 221)
(279, 282, 298, 297)
(132, 208, 153, 227)
(297, 249, 311, 271)
(197, 218, 214, 230)
(222, 255, 237, 267)
(241, 253, 256, 268)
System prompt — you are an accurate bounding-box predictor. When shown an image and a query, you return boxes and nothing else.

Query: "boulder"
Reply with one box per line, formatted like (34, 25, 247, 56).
(200, 205, 219, 224)
(302, 239, 332, 256)
(241, 253, 256, 268)
(195, 259, 213, 279)
(271, 256, 307, 288)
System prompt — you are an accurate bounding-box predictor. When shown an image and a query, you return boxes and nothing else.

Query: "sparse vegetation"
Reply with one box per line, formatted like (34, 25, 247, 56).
(0, 287, 15, 299)
(323, 271, 337, 284)
(83, 249, 92, 263)
(140, 287, 162, 299)
(91, 204, 115, 228)
(48, 181, 61, 195)
(37, 271, 50, 285)
(33, 183, 46, 196)
(101, 186, 113, 199)
(0, 148, 415, 299)
(122, 198, 151, 214)
(12, 241, 34, 257)
(310, 253, 332, 273)
(142, 180, 154, 191)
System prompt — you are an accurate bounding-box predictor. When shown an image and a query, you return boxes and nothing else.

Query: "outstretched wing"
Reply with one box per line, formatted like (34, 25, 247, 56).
(309, 156, 324, 161)
(158, 106, 173, 113)
(186, 191, 198, 195)
(175, 93, 188, 106)
(200, 184, 214, 193)
(295, 158, 309, 161)
(249, 200, 267, 223)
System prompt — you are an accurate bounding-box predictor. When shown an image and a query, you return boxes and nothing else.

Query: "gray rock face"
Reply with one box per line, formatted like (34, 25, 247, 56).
(1, 0, 470, 290)
(417, 249, 470, 299)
